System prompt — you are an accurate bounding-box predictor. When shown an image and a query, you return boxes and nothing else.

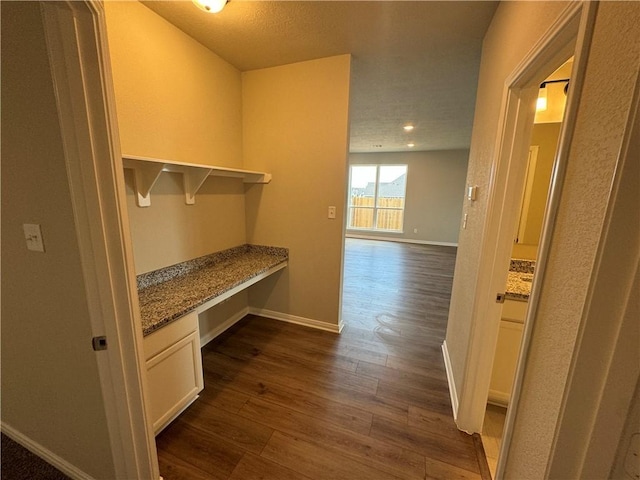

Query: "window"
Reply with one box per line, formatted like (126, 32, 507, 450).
(348, 165, 407, 232)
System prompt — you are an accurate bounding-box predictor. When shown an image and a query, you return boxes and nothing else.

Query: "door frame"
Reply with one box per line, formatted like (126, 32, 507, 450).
(41, 2, 158, 477)
(453, 0, 598, 450)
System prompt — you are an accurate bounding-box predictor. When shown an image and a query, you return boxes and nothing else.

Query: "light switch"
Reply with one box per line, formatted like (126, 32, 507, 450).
(328, 206, 336, 219)
(467, 185, 478, 201)
(23, 223, 45, 252)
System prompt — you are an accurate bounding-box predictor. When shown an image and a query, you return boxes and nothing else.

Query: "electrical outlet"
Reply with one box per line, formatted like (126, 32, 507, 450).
(463, 213, 468, 229)
(23, 223, 45, 252)
(328, 206, 336, 219)
(413, 228, 418, 234)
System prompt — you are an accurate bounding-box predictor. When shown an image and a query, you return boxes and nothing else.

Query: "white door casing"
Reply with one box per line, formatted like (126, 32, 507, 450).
(42, 1, 158, 478)
(452, 0, 597, 464)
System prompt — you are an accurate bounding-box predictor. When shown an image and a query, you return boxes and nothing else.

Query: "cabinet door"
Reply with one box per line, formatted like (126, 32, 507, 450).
(489, 320, 524, 407)
(145, 329, 204, 434)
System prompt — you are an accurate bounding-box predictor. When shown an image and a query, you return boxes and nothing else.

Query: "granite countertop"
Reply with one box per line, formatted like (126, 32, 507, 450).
(137, 244, 288, 336)
(505, 258, 535, 301)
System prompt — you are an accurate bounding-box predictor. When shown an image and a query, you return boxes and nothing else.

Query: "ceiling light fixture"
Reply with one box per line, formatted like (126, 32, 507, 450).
(407, 143, 415, 148)
(192, 0, 228, 14)
(536, 85, 548, 112)
(403, 125, 414, 132)
(536, 78, 570, 112)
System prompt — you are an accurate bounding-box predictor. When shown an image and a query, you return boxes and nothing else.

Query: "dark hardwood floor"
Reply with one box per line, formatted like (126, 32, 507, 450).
(157, 238, 490, 480)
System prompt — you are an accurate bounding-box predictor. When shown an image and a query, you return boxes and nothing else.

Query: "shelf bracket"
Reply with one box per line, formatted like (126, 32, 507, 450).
(133, 162, 164, 207)
(183, 166, 213, 205)
(123, 155, 272, 207)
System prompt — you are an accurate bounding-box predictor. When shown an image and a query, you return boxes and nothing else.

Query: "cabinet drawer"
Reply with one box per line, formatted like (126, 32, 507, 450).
(143, 310, 198, 360)
(146, 329, 204, 434)
(501, 299, 528, 323)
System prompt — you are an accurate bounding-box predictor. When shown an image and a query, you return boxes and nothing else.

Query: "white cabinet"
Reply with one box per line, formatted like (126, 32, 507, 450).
(142, 311, 203, 434)
(488, 300, 527, 407)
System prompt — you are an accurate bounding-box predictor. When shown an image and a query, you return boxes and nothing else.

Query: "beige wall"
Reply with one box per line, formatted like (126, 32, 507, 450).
(348, 150, 468, 245)
(547, 79, 639, 478)
(1, 3, 116, 477)
(123, 171, 247, 274)
(515, 122, 561, 250)
(506, 3, 640, 476)
(106, 2, 247, 274)
(106, 6, 353, 331)
(105, 1, 243, 168)
(243, 55, 351, 327)
(445, 0, 569, 392)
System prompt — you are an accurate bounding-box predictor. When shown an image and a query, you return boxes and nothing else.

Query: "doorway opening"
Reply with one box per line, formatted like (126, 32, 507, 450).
(482, 56, 573, 478)
(444, 4, 600, 478)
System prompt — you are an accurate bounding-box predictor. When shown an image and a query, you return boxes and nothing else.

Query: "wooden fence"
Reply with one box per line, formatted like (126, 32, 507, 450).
(348, 196, 404, 231)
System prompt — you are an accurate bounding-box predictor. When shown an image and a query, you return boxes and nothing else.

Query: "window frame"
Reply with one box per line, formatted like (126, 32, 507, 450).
(347, 164, 407, 233)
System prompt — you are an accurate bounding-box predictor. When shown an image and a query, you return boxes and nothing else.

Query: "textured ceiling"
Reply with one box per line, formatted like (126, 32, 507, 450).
(141, 0, 498, 153)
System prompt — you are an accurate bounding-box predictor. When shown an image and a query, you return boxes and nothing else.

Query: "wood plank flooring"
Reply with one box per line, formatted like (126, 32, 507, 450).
(156, 238, 490, 479)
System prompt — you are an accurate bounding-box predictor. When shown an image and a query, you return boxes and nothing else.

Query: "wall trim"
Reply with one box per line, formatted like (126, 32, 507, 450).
(199, 307, 250, 348)
(442, 341, 460, 422)
(1, 423, 93, 480)
(497, 4, 598, 477)
(41, 2, 157, 478)
(249, 308, 342, 333)
(346, 233, 458, 247)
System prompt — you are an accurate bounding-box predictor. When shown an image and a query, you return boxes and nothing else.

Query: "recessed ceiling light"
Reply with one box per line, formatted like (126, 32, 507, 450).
(407, 143, 415, 148)
(403, 125, 414, 132)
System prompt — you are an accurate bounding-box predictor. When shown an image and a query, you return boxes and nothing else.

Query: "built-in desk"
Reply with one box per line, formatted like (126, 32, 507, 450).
(137, 244, 288, 336)
(136, 244, 288, 433)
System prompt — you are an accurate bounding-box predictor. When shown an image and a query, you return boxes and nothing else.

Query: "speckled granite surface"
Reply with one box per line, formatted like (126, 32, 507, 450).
(509, 258, 535, 274)
(137, 245, 288, 336)
(505, 259, 536, 301)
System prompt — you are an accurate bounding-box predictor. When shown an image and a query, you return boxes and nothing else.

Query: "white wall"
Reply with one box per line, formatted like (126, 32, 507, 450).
(348, 150, 468, 245)
(243, 55, 352, 328)
(1, 3, 116, 477)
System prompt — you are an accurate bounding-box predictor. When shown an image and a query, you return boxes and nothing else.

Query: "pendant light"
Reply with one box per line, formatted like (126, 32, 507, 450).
(536, 84, 548, 112)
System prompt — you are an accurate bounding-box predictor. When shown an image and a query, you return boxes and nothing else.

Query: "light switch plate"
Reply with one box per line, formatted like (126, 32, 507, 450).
(23, 223, 45, 252)
(467, 185, 478, 201)
(328, 206, 336, 219)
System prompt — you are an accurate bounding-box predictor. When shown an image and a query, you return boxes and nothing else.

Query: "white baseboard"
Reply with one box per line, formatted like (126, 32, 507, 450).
(199, 306, 341, 349)
(442, 340, 459, 420)
(345, 233, 458, 247)
(199, 307, 249, 348)
(1, 422, 94, 480)
(488, 390, 510, 408)
(248, 307, 341, 333)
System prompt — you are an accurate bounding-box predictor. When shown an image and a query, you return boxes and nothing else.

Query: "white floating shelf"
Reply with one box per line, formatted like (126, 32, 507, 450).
(122, 155, 272, 207)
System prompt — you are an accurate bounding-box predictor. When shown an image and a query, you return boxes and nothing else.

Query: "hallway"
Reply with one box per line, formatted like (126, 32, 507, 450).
(156, 239, 490, 479)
